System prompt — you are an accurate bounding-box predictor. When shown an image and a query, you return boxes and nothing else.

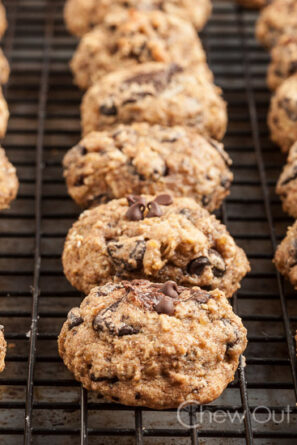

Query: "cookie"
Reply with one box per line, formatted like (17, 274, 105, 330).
(63, 124, 233, 211)
(71, 10, 207, 89)
(235, 0, 269, 9)
(81, 62, 227, 140)
(0, 1, 7, 39)
(0, 147, 18, 210)
(0, 326, 6, 373)
(274, 220, 297, 290)
(276, 142, 297, 218)
(0, 87, 8, 138)
(62, 195, 250, 297)
(64, 0, 212, 36)
(267, 34, 297, 90)
(0, 49, 9, 85)
(58, 279, 247, 409)
(268, 74, 297, 153)
(256, 0, 297, 49)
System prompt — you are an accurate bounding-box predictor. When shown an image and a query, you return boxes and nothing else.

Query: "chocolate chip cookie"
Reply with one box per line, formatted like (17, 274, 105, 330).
(62, 195, 250, 297)
(0, 1, 7, 39)
(0, 87, 8, 138)
(235, 0, 269, 9)
(256, 0, 297, 49)
(63, 124, 233, 211)
(58, 279, 247, 409)
(71, 10, 207, 89)
(81, 63, 227, 140)
(64, 0, 212, 36)
(268, 73, 297, 153)
(0, 326, 6, 373)
(0, 147, 18, 210)
(267, 34, 297, 90)
(274, 220, 297, 289)
(0, 49, 9, 85)
(276, 142, 297, 218)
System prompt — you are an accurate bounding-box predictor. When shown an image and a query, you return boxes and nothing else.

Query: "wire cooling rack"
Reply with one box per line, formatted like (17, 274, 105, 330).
(0, 0, 296, 443)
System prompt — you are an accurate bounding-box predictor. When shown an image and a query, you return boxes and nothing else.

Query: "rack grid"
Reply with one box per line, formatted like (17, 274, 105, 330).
(0, 0, 296, 443)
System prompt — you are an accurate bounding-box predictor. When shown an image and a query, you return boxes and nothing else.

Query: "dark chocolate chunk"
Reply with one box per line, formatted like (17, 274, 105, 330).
(67, 308, 83, 330)
(118, 324, 140, 336)
(190, 290, 210, 304)
(208, 249, 226, 277)
(135, 392, 141, 400)
(154, 295, 175, 316)
(74, 175, 84, 187)
(161, 281, 179, 299)
(154, 193, 173, 206)
(201, 195, 210, 206)
(147, 201, 163, 218)
(288, 60, 297, 76)
(187, 257, 210, 276)
(126, 202, 145, 221)
(100, 103, 118, 116)
(92, 315, 105, 332)
(125, 63, 182, 92)
(107, 239, 146, 271)
(279, 97, 297, 121)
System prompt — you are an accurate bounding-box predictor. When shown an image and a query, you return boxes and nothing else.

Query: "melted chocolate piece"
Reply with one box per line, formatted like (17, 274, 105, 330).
(187, 257, 210, 276)
(107, 239, 146, 272)
(127, 195, 146, 206)
(125, 64, 182, 92)
(90, 374, 119, 384)
(100, 104, 118, 116)
(67, 309, 83, 330)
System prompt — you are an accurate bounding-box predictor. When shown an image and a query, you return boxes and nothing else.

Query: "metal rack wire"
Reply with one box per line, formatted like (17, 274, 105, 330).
(0, 0, 296, 443)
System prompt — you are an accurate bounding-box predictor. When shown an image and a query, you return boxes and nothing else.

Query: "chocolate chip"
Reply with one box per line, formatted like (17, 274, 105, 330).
(154, 295, 175, 316)
(67, 308, 83, 330)
(191, 290, 210, 304)
(118, 324, 140, 336)
(147, 201, 163, 218)
(208, 249, 226, 277)
(154, 194, 173, 206)
(126, 202, 145, 221)
(127, 195, 146, 206)
(107, 239, 146, 271)
(90, 374, 119, 384)
(161, 281, 179, 299)
(135, 392, 141, 400)
(99, 104, 118, 116)
(187, 257, 210, 276)
(162, 137, 178, 143)
(92, 315, 105, 332)
(74, 144, 87, 155)
(74, 175, 84, 187)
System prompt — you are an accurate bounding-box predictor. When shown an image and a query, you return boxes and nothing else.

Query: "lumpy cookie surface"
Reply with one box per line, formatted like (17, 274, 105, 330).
(58, 280, 247, 409)
(0, 49, 9, 85)
(0, 147, 18, 210)
(0, 327, 6, 373)
(267, 34, 297, 90)
(268, 74, 297, 153)
(64, 0, 212, 36)
(256, 0, 297, 49)
(81, 62, 227, 140)
(71, 10, 206, 89)
(63, 124, 233, 211)
(0, 87, 8, 139)
(274, 221, 297, 289)
(276, 142, 297, 218)
(62, 195, 250, 297)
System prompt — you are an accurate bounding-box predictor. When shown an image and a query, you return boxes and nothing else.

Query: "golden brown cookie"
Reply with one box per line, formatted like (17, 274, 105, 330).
(64, 0, 212, 36)
(0, 147, 18, 210)
(62, 195, 250, 297)
(274, 220, 297, 289)
(58, 280, 247, 409)
(0, 1, 7, 39)
(256, 0, 297, 49)
(0, 49, 9, 85)
(276, 142, 297, 218)
(63, 124, 233, 211)
(71, 10, 207, 89)
(268, 74, 297, 153)
(0, 87, 8, 138)
(0, 326, 6, 373)
(81, 62, 227, 140)
(267, 34, 297, 90)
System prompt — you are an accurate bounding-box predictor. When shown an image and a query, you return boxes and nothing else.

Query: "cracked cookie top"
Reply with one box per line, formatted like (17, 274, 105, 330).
(58, 279, 247, 409)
